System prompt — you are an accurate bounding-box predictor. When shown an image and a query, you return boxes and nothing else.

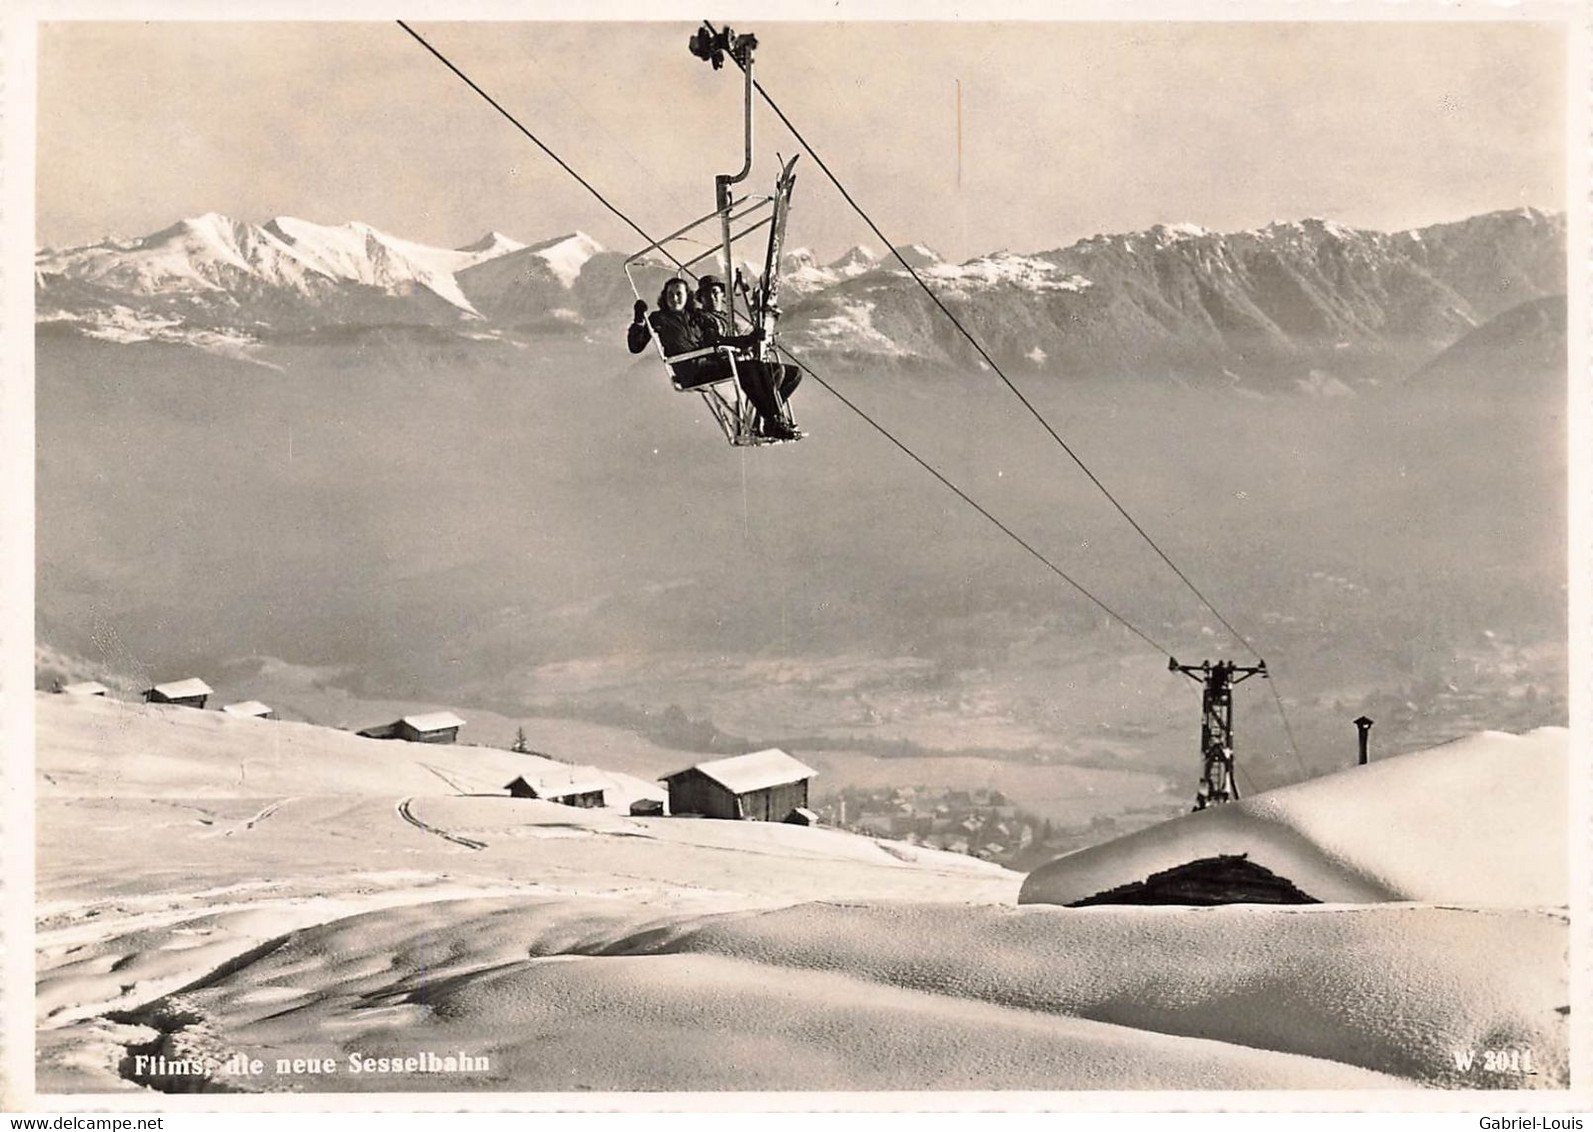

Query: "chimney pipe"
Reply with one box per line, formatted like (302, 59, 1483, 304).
(1354, 715, 1374, 765)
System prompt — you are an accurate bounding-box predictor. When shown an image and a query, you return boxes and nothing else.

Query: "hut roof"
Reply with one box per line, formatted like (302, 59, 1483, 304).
(401, 711, 466, 733)
(662, 748, 816, 794)
(222, 701, 273, 718)
(508, 771, 608, 798)
(151, 678, 213, 699)
(59, 681, 109, 696)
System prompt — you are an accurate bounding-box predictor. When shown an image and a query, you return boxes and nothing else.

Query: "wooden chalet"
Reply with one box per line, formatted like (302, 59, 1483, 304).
(358, 711, 465, 744)
(58, 681, 109, 697)
(144, 678, 213, 709)
(504, 774, 606, 808)
(222, 700, 275, 720)
(660, 748, 816, 822)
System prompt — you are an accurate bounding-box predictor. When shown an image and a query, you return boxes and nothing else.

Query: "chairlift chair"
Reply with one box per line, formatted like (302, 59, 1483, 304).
(622, 21, 801, 448)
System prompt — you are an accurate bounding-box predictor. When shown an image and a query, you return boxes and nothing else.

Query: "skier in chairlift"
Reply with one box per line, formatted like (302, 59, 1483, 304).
(695, 274, 801, 421)
(628, 277, 798, 440)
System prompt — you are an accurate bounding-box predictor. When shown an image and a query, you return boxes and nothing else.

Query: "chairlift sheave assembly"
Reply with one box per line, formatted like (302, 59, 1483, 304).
(623, 21, 804, 447)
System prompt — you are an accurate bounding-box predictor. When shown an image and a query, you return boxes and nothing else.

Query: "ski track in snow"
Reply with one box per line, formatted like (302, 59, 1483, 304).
(395, 797, 486, 851)
(211, 799, 290, 838)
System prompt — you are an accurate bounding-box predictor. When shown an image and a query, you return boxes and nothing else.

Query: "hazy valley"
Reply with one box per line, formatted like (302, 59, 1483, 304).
(35, 207, 1569, 846)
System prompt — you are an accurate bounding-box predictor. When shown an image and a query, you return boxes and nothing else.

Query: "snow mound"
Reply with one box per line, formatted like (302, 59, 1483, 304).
(121, 896, 1564, 1091)
(1021, 728, 1567, 908)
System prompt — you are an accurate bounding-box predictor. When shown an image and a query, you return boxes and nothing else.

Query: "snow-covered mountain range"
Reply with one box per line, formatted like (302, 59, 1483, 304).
(37, 208, 1565, 382)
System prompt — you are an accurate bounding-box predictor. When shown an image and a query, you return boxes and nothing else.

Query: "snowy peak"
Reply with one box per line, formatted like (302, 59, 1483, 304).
(525, 231, 603, 287)
(779, 246, 886, 295)
(36, 211, 490, 316)
(156, 212, 260, 256)
(261, 216, 481, 312)
(36, 208, 1564, 383)
(1146, 222, 1213, 246)
(924, 251, 1091, 294)
(1266, 217, 1359, 238)
(830, 244, 879, 275)
(782, 209, 1563, 380)
(780, 247, 820, 275)
(779, 248, 837, 295)
(449, 232, 608, 326)
(889, 243, 943, 270)
(458, 231, 526, 258)
(36, 212, 290, 294)
(776, 243, 894, 296)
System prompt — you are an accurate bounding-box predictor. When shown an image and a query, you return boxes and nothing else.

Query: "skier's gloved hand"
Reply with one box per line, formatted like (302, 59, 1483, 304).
(633, 299, 648, 324)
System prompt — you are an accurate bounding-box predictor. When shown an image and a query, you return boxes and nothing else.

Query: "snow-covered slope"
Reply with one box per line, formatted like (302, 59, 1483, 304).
(38, 691, 666, 811)
(1020, 727, 1568, 908)
(33, 694, 1573, 1095)
(34, 692, 1020, 1092)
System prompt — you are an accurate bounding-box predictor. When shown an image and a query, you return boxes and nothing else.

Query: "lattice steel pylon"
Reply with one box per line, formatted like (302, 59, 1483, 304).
(1168, 657, 1268, 810)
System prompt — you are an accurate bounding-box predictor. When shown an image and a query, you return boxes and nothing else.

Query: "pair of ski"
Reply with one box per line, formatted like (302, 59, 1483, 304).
(740, 154, 804, 447)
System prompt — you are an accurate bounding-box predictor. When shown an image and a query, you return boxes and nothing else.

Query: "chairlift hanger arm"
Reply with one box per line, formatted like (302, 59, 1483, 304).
(691, 21, 757, 191)
(692, 19, 761, 296)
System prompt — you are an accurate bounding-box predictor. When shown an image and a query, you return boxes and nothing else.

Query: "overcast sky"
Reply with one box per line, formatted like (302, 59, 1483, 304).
(37, 18, 1567, 261)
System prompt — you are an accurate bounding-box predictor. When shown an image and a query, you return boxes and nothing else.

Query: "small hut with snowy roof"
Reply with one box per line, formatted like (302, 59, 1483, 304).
(661, 748, 816, 821)
(144, 678, 212, 709)
(222, 701, 275, 720)
(358, 711, 465, 744)
(504, 773, 606, 809)
(58, 681, 109, 697)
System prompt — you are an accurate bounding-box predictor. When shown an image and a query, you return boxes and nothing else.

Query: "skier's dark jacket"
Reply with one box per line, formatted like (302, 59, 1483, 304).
(628, 307, 755, 387)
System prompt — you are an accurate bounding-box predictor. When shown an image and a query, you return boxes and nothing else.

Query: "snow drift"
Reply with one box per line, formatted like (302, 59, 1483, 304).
(1020, 727, 1568, 908)
(124, 896, 1564, 1091)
